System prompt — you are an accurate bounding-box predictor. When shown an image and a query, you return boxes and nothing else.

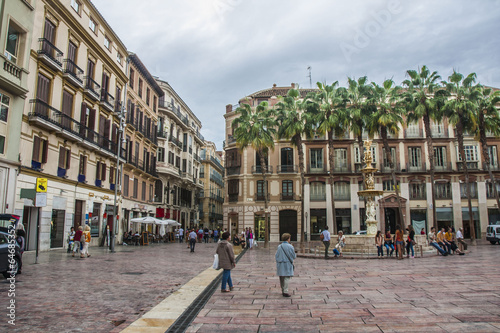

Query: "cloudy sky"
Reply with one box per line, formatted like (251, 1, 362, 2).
(91, 0, 500, 149)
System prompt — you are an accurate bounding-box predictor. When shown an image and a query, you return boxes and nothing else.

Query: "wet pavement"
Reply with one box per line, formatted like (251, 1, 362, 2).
(0, 240, 217, 332)
(187, 243, 500, 333)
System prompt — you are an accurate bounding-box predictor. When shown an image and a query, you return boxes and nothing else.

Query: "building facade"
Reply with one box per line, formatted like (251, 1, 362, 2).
(155, 79, 204, 230)
(0, 0, 36, 214)
(223, 84, 500, 242)
(199, 141, 224, 229)
(15, 0, 129, 251)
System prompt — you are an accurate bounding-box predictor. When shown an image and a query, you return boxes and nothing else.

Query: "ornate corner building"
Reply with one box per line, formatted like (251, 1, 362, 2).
(223, 84, 500, 242)
(199, 141, 224, 229)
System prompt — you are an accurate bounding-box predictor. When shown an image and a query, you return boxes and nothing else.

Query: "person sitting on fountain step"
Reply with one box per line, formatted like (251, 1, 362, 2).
(437, 227, 451, 254)
(333, 230, 346, 257)
(384, 230, 395, 256)
(428, 227, 448, 256)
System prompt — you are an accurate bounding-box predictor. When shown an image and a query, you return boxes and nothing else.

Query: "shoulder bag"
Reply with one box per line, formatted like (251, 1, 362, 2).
(279, 244, 295, 270)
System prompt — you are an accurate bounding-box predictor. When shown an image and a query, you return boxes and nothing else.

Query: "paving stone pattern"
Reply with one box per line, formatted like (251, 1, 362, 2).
(188, 244, 500, 332)
(0, 242, 217, 332)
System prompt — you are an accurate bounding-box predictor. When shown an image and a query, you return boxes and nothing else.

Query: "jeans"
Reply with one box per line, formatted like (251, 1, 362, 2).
(279, 276, 290, 294)
(384, 243, 395, 256)
(189, 238, 196, 252)
(221, 269, 233, 290)
(406, 241, 414, 257)
(214, 237, 219, 243)
(430, 241, 447, 255)
(73, 241, 81, 254)
(377, 245, 384, 256)
(439, 241, 451, 254)
(323, 241, 330, 258)
(179, 236, 184, 243)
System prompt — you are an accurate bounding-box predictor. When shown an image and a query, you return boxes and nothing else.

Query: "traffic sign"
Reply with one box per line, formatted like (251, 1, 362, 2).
(36, 178, 47, 192)
(35, 193, 47, 207)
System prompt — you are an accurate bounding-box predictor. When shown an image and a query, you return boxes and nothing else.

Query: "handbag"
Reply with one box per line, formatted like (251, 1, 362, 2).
(279, 244, 295, 270)
(212, 254, 221, 270)
(320, 233, 324, 241)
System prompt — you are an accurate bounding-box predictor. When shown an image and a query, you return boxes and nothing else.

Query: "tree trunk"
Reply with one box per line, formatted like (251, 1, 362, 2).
(328, 130, 337, 233)
(478, 115, 500, 214)
(381, 126, 406, 229)
(456, 121, 476, 245)
(423, 114, 438, 231)
(358, 133, 368, 230)
(295, 134, 306, 246)
(259, 150, 269, 248)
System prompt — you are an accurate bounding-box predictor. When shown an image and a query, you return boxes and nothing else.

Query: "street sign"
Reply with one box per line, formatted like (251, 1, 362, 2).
(36, 178, 47, 192)
(35, 193, 47, 207)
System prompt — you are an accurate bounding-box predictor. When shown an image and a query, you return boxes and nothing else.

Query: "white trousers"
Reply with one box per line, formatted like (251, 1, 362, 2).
(249, 239, 254, 248)
(81, 242, 89, 256)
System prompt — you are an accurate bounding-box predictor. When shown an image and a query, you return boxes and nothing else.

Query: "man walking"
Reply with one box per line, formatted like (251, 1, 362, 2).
(275, 233, 296, 297)
(321, 226, 331, 259)
(188, 229, 197, 252)
(178, 227, 184, 243)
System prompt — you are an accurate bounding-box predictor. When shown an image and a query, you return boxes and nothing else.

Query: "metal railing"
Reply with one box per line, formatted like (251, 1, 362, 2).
(307, 166, 326, 173)
(84, 76, 100, 97)
(280, 193, 296, 201)
(226, 167, 240, 176)
(255, 193, 270, 202)
(457, 161, 479, 171)
(277, 165, 298, 173)
(38, 38, 63, 66)
(404, 128, 423, 138)
(310, 193, 326, 201)
(252, 165, 273, 174)
(228, 194, 238, 202)
(100, 90, 115, 109)
(333, 165, 351, 173)
(406, 163, 427, 172)
(63, 59, 83, 83)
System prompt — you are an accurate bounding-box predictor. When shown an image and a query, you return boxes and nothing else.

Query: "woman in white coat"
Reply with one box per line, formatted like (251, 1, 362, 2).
(275, 233, 296, 297)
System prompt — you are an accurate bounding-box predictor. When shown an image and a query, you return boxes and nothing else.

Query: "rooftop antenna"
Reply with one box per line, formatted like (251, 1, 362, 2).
(307, 66, 312, 88)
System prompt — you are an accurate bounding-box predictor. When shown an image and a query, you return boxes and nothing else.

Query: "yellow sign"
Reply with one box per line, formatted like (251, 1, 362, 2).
(36, 178, 47, 192)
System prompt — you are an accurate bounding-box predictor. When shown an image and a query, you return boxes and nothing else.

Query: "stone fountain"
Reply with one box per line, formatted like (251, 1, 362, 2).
(357, 139, 384, 236)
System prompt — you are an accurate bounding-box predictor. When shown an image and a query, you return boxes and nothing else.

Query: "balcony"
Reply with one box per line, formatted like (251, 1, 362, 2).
(333, 164, 351, 173)
(37, 38, 63, 72)
(431, 125, 448, 138)
(277, 165, 298, 173)
(28, 99, 67, 133)
(280, 193, 296, 201)
(335, 193, 351, 201)
(255, 193, 270, 202)
(307, 166, 326, 174)
(434, 162, 452, 172)
(228, 194, 238, 202)
(226, 167, 240, 176)
(169, 135, 182, 149)
(3, 57, 22, 81)
(310, 193, 326, 201)
(404, 128, 423, 138)
(210, 156, 223, 170)
(379, 163, 401, 173)
(252, 165, 273, 174)
(406, 163, 426, 173)
(157, 129, 167, 140)
(84, 76, 100, 101)
(100, 90, 115, 113)
(63, 59, 83, 88)
(457, 161, 479, 171)
(227, 135, 237, 145)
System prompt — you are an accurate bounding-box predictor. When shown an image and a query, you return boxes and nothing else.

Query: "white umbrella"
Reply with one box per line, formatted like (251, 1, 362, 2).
(160, 219, 181, 226)
(130, 216, 158, 224)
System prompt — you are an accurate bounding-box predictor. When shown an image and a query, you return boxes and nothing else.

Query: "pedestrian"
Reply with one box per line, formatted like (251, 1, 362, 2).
(216, 231, 235, 292)
(189, 229, 197, 252)
(375, 230, 384, 257)
(275, 233, 296, 297)
(80, 225, 91, 258)
(197, 228, 203, 243)
(406, 225, 415, 258)
(384, 230, 395, 256)
(67, 227, 75, 253)
(320, 226, 330, 259)
(248, 227, 254, 249)
(448, 227, 463, 255)
(15, 229, 25, 274)
(395, 225, 404, 260)
(420, 228, 425, 235)
(245, 227, 250, 249)
(334, 230, 346, 257)
(178, 227, 184, 243)
(213, 228, 219, 243)
(428, 227, 448, 256)
(73, 226, 83, 257)
(456, 227, 468, 252)
(204, 227, 210, 243)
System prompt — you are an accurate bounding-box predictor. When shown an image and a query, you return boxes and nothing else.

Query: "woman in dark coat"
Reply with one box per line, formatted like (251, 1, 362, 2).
(216, 232, 236, 292)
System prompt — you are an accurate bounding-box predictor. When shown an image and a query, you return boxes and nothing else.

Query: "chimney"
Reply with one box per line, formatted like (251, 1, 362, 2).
(273, 83, 277, 88)
(226, 104, 233, 113)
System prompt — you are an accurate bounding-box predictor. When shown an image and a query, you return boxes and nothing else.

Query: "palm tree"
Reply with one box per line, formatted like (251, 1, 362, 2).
(275, 88, 317, 246)
(403, 66, 444, 231)
(232, 101, 276, 248)
(347, 76, 373, 161)
(442, 71, 478, 244)
(366, 79, 406, 228)
(313, 82, 349, 233)
(472, 85, 500, 214)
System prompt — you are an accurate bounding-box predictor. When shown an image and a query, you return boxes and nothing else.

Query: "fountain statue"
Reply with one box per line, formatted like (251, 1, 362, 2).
(357, 139, 384, 236)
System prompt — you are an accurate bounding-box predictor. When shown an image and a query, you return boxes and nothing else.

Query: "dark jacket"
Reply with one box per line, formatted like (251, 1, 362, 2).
(216, 240, 235, 270)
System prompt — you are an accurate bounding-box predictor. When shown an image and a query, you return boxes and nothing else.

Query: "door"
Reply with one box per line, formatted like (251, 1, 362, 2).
(61, 91, 73, 129)
(67, 41, 77, 74)
(50, 209, 65, 248)
(385, 208, 397, 234)
(74, 200, 83, 229)
(254, 214, 267, 242)
(279, 210, 297, 241)
(36, 74, 51, 116)
(22, 206, 38, 251)
(43, 19, 55, 55)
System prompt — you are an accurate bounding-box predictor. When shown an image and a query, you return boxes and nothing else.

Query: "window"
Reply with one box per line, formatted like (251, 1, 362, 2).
(435, 182, 452, 199)
(0, 92, 10, 122)
(149, 184, 154, 202)
(383, 147, 396, 168)
(89, 17, 97, 34)
(408, 147, 422, 170)
(434, 147, 447, 168)
(281, 147, 293, 168)
(383, 179, 399, 191)
(104, 36, 110, 49)
(334, 148, 348, 171)
(133, 178, 138, 198)
(487, 182, 500, 199)
(123, 174, 129, 197)
(354, 145, 377, 164)
(58, 147, 71, 170)
(410, 183, 426, 200)
(4, 22, 20, 64)
(310, 181, 326, 201)
(158, 147, 165, 162)
(32, 136, 48, 164)
(153, 96, 157, 113)
(109, 166, 115, 184)
(334, 181, 350, 200)
(459, 145, 479, 161)
(0, 136, 5, 154)
(71, 0, 81, 14)
(256, 180, 268, 200)
(117, 52, 122, 65)
(175, 156, 180, 168)
(460, 182, 478, 199)
(138, 78, 143, 97)
(310, 148, 323, 172)
(146, 88, 150, 106)
(168, 151, 174, 165)
(96, 161, 106, 181)
(142, 181, 146, 201)
(282, 180, 293, 200)
(129, 69, 134, 89)
(488, 146, 498, 168)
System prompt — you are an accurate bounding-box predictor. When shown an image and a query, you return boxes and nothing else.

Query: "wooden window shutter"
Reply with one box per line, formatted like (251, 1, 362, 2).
(41, 139, 48, 163)
(66, 148, 71, 169)
(33, 136, 40, 162)
(44, 19, 55, 43)
(112, 123, 117, 144)
(96, 161, 101, 179)
(104, 119, 111, 139)
(101, 163, 106, 181)
(37, 73, 50, 102)
(58, 147, 65, 168)
(99, 115, 106, 135)
(110, 166, 115, 184)
(89, 109, 96, 130)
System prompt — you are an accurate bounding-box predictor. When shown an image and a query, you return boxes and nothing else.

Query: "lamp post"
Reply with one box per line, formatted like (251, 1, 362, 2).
(111, 55, 130, 252)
